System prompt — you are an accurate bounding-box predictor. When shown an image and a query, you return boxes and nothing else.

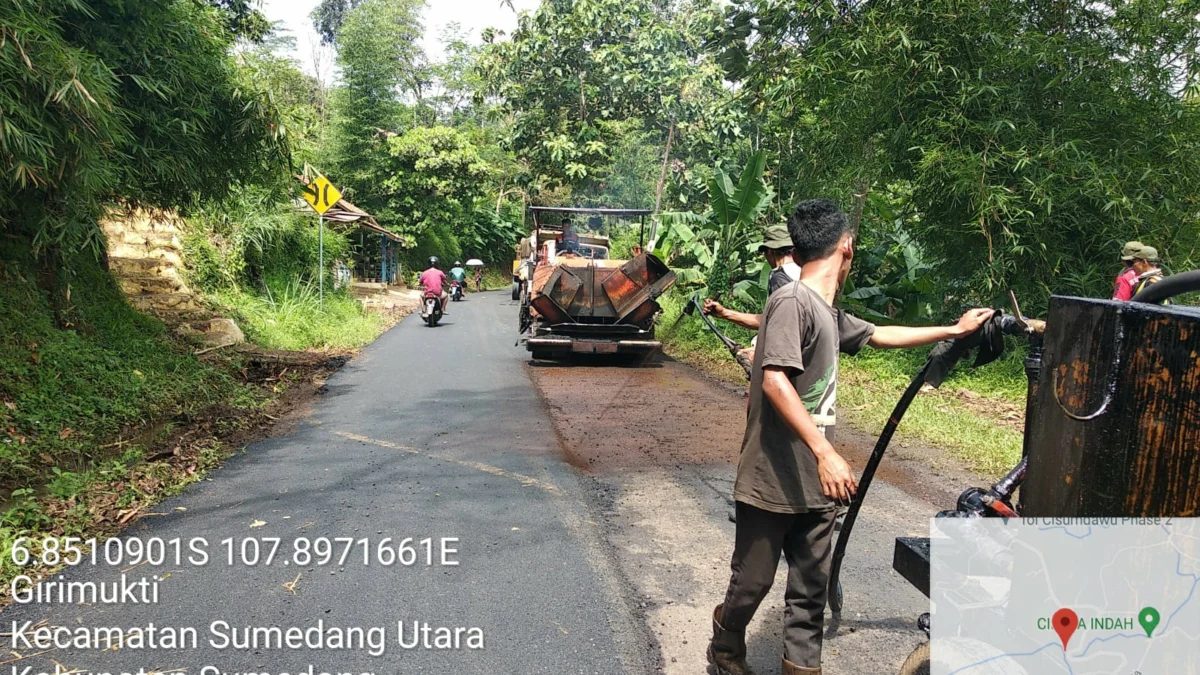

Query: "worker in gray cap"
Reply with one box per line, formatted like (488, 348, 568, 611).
(1112, 240, 1144, 300)
(1130, 245, 1166, 299)
(704, 223, 799, 329)
(703, 223, 801, 373)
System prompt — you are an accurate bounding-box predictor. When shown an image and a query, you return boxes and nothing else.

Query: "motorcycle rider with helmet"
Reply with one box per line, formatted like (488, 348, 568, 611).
(448, 261, 468, 300)
(418, 256, 449, 314)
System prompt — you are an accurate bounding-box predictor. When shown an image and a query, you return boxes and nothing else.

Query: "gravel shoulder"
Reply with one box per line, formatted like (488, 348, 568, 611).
(527, 355, 986, 675)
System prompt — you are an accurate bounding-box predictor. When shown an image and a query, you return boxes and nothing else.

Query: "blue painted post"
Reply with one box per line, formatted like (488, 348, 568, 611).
(380, 234, 387, 283)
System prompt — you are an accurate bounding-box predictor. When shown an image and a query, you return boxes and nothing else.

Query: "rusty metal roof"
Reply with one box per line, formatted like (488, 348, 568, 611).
(529, 206, 652, 216)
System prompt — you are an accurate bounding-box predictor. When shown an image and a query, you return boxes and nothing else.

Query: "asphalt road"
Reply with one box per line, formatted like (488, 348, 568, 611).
(2, 293, 657, 675)
(3, 292, 943, 675)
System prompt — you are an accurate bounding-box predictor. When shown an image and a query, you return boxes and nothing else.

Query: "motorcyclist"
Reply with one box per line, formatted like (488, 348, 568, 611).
(418, 256, 449, 314)
(449, 261, 468, 298)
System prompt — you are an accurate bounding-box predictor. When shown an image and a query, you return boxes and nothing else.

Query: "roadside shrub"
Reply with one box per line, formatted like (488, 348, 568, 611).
(210, 279, 383, 351)
(0, 240, 242, 491)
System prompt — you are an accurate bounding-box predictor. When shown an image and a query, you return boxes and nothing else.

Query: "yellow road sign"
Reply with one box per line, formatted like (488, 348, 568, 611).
(303, 174, 343, 215)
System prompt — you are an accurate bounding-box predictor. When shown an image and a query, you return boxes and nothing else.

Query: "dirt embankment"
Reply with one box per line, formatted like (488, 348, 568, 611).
(0, 352, 348, 605)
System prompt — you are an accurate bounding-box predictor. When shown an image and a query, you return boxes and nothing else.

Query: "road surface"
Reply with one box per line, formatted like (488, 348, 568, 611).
(2, 292, 955, 674)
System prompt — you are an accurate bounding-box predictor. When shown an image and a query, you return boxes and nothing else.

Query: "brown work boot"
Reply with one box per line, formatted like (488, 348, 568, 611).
(781, 658, 820, 675)
(707, 605, 756, 675)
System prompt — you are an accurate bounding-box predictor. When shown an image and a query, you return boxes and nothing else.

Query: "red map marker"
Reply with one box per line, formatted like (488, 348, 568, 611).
(1053, 608, 1079, 650)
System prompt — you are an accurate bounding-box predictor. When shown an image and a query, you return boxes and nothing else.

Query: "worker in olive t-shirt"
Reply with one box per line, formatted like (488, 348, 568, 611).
(707, 199, 994, 675)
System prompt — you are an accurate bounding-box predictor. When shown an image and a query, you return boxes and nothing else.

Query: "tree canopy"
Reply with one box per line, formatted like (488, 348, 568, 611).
(707, 0, 1200, 307)
(8, 0, 1200, 311)
(479, 0, 743, 208)
(1, 0, 288, 255)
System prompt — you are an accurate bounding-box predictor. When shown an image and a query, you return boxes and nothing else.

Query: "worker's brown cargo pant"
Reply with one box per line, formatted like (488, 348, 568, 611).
(719, 501, 838, 668)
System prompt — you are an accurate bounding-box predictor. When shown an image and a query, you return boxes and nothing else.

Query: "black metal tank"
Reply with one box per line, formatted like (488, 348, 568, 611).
(1022, 296, 1200, 517)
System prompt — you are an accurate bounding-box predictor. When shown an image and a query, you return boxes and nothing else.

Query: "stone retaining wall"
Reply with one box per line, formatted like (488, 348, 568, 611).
(101, 208, 243, 348)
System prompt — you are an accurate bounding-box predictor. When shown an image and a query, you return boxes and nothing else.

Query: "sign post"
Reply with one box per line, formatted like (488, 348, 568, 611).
(302, 173, 343, 302)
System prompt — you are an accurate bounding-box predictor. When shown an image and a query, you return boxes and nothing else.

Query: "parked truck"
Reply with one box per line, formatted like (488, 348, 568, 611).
(514, 206, 676, 360)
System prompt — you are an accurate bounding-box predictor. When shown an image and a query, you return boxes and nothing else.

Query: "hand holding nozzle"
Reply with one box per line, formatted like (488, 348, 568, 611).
(685, 295, 751, 378)
(702, 298, 727, 320)
(1004, 290, 1047, 336)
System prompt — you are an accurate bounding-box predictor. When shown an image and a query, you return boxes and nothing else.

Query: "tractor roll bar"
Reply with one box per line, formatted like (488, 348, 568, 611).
(529, 206, 652, 249)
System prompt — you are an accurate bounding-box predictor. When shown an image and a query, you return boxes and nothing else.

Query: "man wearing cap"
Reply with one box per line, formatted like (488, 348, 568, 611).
(704, 223, 800, 331)
(1112, 241, 1144, 301)
(1131, 246, 1166, 299)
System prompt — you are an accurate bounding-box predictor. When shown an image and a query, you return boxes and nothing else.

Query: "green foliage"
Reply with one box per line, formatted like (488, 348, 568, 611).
(211, 280, 384, 351)
(590, 120, 661, 209)
(46, 467, 90, 500)
(379, 126, 491, 237)
(712, 0, 1200, 312)
(0, 0, 290, 255)
(607, 221, 649, 260)
(311, 0, 364, 45)
(0, 241, 244, 490)
(843, 228, 939, 324)
(237, 34, 329, 167)
(183, 189, 343, 291)
(328, 123, 521, 266)
(207, 0, 273, 41)
(841, 194, 943, 323)
(456, 211, 526, 265)
(655, 151, 774, 301)
(329, 0, 425, 193)
(183, 191, 382, 352)
(426, 23, 488, 126)
(315, 1, 527, 264)
(479, 0, 741, 202)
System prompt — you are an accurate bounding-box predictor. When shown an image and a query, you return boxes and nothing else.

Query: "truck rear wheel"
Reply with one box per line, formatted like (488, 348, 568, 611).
(511, 281, 521, 301)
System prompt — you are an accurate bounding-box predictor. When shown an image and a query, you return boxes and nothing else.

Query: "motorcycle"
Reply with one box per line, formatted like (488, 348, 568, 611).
(421, 291, 443, 327)
(450, 281, 464, 302)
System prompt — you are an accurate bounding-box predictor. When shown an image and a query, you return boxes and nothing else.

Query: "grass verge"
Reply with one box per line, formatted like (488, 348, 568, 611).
(656, 291, 1026, 475)
(0, 243, 346, 591)
(0, 242, 251, 495)
(209, 278, 386, 351)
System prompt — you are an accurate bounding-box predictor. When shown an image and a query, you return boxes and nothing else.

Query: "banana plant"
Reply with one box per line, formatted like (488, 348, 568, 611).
(841, 206, 940, 322)
(653, 151, 774, 300)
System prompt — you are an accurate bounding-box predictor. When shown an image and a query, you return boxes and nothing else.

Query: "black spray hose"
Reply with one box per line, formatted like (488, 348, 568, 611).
(827, 359, 932, 615)
(686, 294, 752, 378)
